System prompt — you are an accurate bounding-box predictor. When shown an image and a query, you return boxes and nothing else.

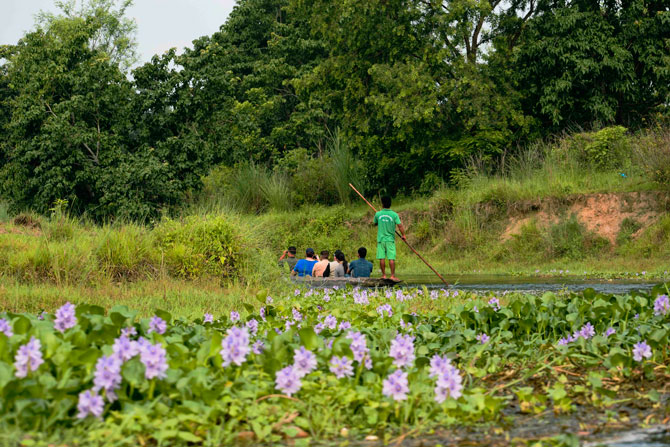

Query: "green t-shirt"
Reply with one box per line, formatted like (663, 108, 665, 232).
(373, 209, 401, 242)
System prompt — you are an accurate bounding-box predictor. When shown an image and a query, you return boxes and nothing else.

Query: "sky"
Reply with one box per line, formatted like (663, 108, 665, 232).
(1, 0, 237, 64)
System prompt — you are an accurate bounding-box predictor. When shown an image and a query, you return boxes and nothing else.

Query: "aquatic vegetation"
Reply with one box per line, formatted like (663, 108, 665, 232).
(0, 284, 669, 445)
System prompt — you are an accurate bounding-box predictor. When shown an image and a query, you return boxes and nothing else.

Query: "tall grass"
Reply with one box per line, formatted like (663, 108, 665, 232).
(327, 129, 362, 204)
(260, 172, 292, 212)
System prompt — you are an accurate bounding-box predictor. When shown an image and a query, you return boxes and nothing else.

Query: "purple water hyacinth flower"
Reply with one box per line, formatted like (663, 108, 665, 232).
(324, 315, 337, 329)
(148, 316, 166, 335)
(476, 333, 490, 344)
(121, 326, 137, 337)
(293, 346, 317, 377)
(633, 341, 652, 362)
(377, 304, 393, 317)
(385, 289, 393, 299)
(430, 290, 438, 300)
(634, 313, 640, 320)
(77, 390, 104, 419)
(348, 331, 369, 362)
(112, 336, 139, 362)
(204, 313, 214, 323)
(140, 341, 168, 379)
(246, 319, 259, 336)
(604, 327, 616, 337)
(38, 311, 47, 320)
(435, 370, 463, 402)
(292, 308, 302, 322)
(364, 356, 373, 369)
(230, 311, 241, 323)
(266, 296, 274, 304)
(259, 307, 266, 320)
(473, 305, 479, 313)
(0, 318, 13, 337)
(305, 289, 314, 298)
(654, 295, 670, 316)
(285, 320, 295, 331)
(220, 327, 251, 367)
(294, 289, 301, 296)
(353, 291, 370, 305)
(54, 302, 77, 333)
(323, 293, 331, 303)
(558, 337, 570, 346)
(275, 328, 282, 335)
(338, 321, 351, 331)
(578, 322, 595, 339)
(389, 334, 415, 368)
(382, 369, 410, 401)
(488, 297, 501, 311)
(395, 290, 406, 302)
(93, 355, 122, 401)
(399, 319, 413, 331)
(329, 356, 354, 378)
(14, 336, 44, 378)
(314, 323, 325, 334)
(429, 354, 452, 378)
(252, 340, 265, 355)
(326, 338, 334, 350)
(275, 366, 301, 396)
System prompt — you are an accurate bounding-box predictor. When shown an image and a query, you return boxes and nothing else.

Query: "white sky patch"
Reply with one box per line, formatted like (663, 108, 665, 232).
(0, 0, 236, 65)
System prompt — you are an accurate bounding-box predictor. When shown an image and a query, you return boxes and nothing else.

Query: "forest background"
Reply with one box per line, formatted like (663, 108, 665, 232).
(0, 0, 668, 220)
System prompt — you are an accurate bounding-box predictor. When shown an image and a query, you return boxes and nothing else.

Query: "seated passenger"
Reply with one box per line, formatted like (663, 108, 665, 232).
(311, 250, 331, 277)
(334, 249, 348, 276)
(330, 252, 346, 278)
(278, 246, 298, 272)
(347, 247, 373, 278)
(291, 248, 318, 277)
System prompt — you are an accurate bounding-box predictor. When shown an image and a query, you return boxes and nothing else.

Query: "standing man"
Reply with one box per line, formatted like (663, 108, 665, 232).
(373, 196, 406, 281)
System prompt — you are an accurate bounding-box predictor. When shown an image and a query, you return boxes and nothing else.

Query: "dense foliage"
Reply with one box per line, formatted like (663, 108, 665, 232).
(1, 285, 669, 445)
(0, 0, 668, 218)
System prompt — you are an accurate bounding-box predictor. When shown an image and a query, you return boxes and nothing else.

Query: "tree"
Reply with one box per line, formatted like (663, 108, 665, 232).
(37, 0, 139, 71)
(512, 0, 670, 129)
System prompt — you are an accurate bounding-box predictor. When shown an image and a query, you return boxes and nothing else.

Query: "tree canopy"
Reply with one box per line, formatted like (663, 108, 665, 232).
(0, 0, 668, 219)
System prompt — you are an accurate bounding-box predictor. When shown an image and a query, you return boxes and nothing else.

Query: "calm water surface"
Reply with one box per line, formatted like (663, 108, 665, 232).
(400, 274, 659, 295)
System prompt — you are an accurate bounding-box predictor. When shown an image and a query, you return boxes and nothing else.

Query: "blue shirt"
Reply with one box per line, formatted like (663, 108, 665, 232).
(293, 259, 318, 277)
(349, 258, 373, 278)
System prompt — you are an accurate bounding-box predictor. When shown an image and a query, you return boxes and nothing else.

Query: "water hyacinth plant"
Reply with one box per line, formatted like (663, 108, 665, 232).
(0, 284, 669, 444)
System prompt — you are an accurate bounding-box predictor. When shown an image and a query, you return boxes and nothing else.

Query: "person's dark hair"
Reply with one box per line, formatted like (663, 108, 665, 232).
(320, 250, 330, 258)
(381, 196, 392, 208)
(358, 247, 367, 258)
(306, 248, 315, 257)
(335, 252, 345, 262)
(288, 246, 297, 255)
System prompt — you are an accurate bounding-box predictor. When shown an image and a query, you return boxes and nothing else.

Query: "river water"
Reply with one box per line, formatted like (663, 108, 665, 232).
(399, 274, 660, 295)
(587, 426, 670, 447)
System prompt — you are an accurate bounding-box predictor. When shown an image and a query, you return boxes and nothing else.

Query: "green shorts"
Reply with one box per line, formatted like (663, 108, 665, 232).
(376, 241, 396, 260)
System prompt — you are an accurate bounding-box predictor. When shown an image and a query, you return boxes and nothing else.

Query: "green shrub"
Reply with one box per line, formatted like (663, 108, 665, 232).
(570, 126, 630, 169)
(622, 214, 670, 258)
(154, 216, 242, 279)
(548, 215, 609, 260)
(633, 126, 670, 188)
(499, 220, 546, 261)
(616, 217, 642, 247)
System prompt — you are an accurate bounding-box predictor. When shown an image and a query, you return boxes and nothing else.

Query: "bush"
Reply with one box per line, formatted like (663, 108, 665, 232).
(548, 215, 609, 260)
(633, 126, 670, 188)
(616, 217, 642, 247)
(569, 126, 630, 169)
(154, 216, 242, 279)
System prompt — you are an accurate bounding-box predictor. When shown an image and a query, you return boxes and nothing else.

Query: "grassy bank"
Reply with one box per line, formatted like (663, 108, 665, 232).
(1, 125, 670, 312)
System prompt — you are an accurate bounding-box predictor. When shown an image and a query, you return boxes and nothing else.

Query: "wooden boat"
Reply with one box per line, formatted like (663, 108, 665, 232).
(290, 276, 402, 287)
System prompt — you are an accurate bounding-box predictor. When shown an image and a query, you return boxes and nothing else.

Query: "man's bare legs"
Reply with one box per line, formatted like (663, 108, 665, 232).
(390, 260, 399, 281)
(379, 259, 386, 279)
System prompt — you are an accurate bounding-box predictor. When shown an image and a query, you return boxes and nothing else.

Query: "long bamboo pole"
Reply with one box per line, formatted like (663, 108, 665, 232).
(349, 183, 449, 287)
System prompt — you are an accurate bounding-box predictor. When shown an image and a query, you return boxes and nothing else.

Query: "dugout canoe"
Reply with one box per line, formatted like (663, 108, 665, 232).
(290, 276, 402, 287)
